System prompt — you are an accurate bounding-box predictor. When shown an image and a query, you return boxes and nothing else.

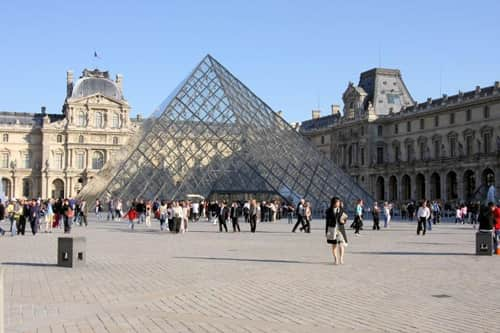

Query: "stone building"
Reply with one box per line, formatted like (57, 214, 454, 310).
(300, 68, 500, 206)
(0, 69, 141, 199)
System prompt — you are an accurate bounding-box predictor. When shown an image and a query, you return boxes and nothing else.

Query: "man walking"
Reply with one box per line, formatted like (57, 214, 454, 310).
(218, 201, 229, 232)
(292, 199, 306, 232)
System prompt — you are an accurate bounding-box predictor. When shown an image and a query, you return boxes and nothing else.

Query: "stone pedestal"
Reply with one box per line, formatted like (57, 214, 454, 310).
(57, 237, 86, 268)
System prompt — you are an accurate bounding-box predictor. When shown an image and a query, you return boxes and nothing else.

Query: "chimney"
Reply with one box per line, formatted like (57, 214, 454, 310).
(276, 110, 283, 117)
(66, 70, 73, 98)
(136, 114, 143, 121)
(116, 74, 123, 92)
(312, 109, 321, 120)
(495, 81, 499, 89)
(41, 106, 46, 115)
(475, 85, 481, 96)
(331, 104, 340, 115)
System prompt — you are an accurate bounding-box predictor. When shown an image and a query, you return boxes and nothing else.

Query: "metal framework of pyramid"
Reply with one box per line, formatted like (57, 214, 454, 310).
(97, 55, 373, 212)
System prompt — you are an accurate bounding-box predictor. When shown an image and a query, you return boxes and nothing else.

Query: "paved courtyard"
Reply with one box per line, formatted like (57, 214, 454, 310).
(1, 217, 499, 333)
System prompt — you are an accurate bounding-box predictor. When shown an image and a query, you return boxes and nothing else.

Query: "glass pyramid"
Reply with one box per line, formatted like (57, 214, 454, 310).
(97, 55, 373, 212)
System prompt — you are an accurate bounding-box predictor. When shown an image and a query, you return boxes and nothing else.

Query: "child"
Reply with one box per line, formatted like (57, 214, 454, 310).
(124, 206, 138, 230)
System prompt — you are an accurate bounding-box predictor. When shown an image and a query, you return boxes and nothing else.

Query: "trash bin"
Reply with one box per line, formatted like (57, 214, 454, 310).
(476, 232, 493, 256)
(58, 237, 86, 267)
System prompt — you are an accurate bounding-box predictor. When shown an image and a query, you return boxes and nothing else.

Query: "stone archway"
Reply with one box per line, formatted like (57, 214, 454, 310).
(402, 175, 411, 201)
(389, 176, 398, 201)
(52, 179, 64, 199)
(446, 171, 458, 201)
(376, 176, 385, 201)
(430, 173, 441, 200)
(416, 173, 426, 200)
(482, 168, 495, 187)
(463, 170, 476, 201)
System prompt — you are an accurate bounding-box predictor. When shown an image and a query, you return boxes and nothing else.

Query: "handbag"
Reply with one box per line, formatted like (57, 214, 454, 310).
(340, 212, 348, 224)
(326, 226, 337, 241)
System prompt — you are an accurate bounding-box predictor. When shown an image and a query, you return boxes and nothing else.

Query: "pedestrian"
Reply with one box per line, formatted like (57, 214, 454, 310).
(29, 199, 41, 235)
(493, 202, 500, 254)
(416, 200, 430, 236)
(145, 201, 152, 228)
(124, 205, 138, 230)
(159, 200, 168, 231)
(292, 198, 306, 232)
(62, 199, 73, 234)
(325, 197, 348, 265)
(0, 199, 6, 236)
(45, 199, 54, 232)
(218, 201, 229, 232)
(249, 199, 258, 233)
(353, 199, 364, 235)
(303, 201, 312, 233)
(95, 199, 102, 220)
(372, 201, 380, 230)
(173, 201, 183, 233)
(182, 201, 190, 232)
(383, 201, 391, 228)
(230, 201, 240, 232)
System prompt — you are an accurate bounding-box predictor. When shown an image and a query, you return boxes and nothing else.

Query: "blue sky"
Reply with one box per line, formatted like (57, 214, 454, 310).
(0, 0, 499, 122)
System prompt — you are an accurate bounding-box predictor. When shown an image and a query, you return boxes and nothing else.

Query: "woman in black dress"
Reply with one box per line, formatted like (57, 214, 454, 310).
(325, 197, 348, 264)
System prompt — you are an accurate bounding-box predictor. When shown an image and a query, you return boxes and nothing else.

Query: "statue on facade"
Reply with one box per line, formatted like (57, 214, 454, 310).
(45, 159, 50, 169)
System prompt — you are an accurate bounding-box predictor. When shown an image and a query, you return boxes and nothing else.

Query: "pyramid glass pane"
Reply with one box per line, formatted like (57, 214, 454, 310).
(86, 55, 373, 212)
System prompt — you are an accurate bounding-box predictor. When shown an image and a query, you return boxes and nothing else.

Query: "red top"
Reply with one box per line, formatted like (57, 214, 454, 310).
(126, 208, 138, 220)
(494, 207, 500, 230)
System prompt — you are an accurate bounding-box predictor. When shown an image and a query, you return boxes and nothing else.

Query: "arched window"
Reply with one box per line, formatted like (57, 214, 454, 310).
(0, 152, 9, 168)
(78, 111, 87, 127)
(95, 112, 104, 128)
(111, 113, 120, 128)
(112, 136, 119, 145)
(78, 135, 84, 144)
(92, 151, 104, 169)
(56, 134, 63, 143)
(2, 133, 8, 143)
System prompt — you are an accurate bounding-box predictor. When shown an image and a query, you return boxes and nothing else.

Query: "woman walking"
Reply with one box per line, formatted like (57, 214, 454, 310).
(249, 199, 258, 233)
(325, 197, 348, 264)
(383, 202, 391, 228)
(353, 199, 364, 235)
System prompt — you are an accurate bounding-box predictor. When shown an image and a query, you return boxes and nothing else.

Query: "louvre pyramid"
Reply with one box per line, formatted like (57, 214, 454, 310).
(96, 55, 373, 211)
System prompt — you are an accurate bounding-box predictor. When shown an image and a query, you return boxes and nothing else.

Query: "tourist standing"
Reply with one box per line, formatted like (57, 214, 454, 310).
(61, 199, 73, 234)
(45, 199, 54, 232)
(416, 200, 430, 236)
(325, 197, 348, 265)
(173, 201, 184, 233)
(372, 201, 380, 230)
(145, 201, 152, 228)
(124, 205, 138, 230)
(353, 199, 363, 235)
(303, 201, 312, 233)
(107, 199, 115, 221)
(217, 201, 229, 232)
(29, 199, 41, 235)
(79, 199, 88, 226)
(383, 202, 391, 228)
(249, 199, 258, 233)
(0, 199, 6, 236)
(182, 201, 190, 232)
(230, 201, 240, 232)
(192, 201, 200, 222)
(95, 199, 102, 220)
(159, 201, 168, 231)
(243, 201, 250, 223)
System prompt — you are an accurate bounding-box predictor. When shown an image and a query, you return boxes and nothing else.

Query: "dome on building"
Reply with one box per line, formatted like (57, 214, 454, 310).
(71, 69, 123, 100)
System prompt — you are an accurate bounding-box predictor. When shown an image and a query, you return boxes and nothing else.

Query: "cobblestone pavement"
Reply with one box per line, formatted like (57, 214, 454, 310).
(1, 217, 499, 332)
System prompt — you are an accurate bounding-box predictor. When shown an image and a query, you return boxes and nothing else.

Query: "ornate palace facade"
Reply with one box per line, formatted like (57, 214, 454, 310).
(0, 69, 141, 199)
(300, 68, 500, 204)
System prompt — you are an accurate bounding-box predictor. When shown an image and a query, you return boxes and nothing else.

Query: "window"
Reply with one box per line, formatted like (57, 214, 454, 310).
(484, 106, 490, 119)
(394, 124, 399, 134)
(22, 178, 31, 198)
(394, 145, 400, 162)
(92, 151, 104, 169)
(111, 113, 120, 128)
(361, 126, 364, 136)
(95, 112, 104, 128)
(2, 133, 8, 142)
(23, 152, 31, 168)
(387, 94, 401, 104)
(112, 136, 119, 145)
(434, 141, 440, 159)
(407, 144, 413, 161)
(484, 132, 491, 153)
(466, 109, 471, 121)
(376, 147, 384, 164)
(54, 152, 63, 169)
(76, 153, 85, 169)
(450, 137, 457, 158)
(407, 121, 411, 132)
(450, 113, 455, 124)
(419, 142, 426, 160)
(377, 125, 383, 137)
(78, 135, 84, 144)
(56, 134, 63, 143)
(420, 118, 425, 130)
(360, 148, 365, 165)
(0, 153, 9, 168)
(77, 112, 86, 127)
(434, 116, 439, 127)
(320, 136, 325, 145)
(466, 136, 473, 156)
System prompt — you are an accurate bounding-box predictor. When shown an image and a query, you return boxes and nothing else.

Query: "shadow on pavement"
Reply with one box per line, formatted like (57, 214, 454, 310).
(352, 251, 473, 256)
(174, 256, 331, 265)
(2, 262, 59, 267)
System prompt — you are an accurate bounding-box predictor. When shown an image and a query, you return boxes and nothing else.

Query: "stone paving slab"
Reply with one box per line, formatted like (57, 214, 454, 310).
(0, 217, 499, 332)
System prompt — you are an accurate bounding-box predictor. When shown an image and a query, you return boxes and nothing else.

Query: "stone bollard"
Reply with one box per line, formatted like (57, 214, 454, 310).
(57, 237, 86, 268)
(1, 267, 4, 333)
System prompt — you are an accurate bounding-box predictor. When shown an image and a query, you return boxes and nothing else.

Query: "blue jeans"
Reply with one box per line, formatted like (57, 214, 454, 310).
(427, 218, 432, 231)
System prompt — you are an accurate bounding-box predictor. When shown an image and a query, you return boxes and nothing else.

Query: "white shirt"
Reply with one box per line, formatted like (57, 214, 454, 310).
(417, 206, 431, 219)
(192, 203, 199, 214)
